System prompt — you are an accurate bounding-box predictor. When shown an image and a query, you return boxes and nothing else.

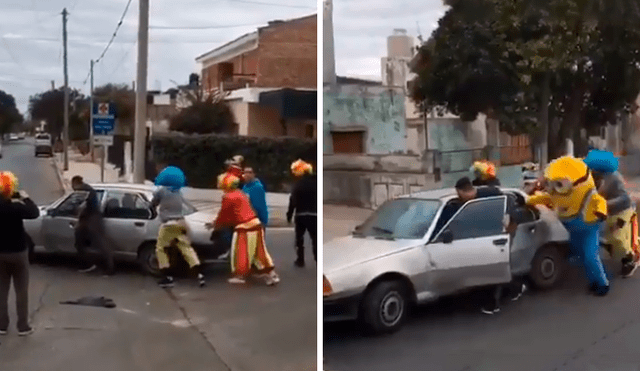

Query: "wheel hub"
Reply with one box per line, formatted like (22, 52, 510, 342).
(541, 257, 556, 279)
(379, 291, 404, 326)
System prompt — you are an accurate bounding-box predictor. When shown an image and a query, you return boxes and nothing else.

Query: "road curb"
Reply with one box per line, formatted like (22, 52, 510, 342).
(51, 154, 72, 194)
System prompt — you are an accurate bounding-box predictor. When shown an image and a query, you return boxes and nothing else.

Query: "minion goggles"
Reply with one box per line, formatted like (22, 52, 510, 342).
(544, 169, 590, 195)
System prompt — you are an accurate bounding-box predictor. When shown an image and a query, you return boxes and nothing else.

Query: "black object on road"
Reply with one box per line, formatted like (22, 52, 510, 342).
(60, 296, 116, 308)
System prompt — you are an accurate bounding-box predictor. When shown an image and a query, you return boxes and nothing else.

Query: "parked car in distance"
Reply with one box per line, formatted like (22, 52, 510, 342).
(323, 187, 570, 335)
(8, 133, 18, 141)
(34, 133, 53, 157)
(24, 183, 228, 276)
(18, 132, 25, 140)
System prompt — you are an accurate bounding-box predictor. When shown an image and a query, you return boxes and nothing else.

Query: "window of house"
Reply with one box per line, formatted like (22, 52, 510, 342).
(305, 124, 315, 138)
(218, 63, 234, 82)
(332, 131, 364, 154)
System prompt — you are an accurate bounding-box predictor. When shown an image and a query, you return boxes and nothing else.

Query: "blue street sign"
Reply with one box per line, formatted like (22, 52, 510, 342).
(92, 102, 116, 136)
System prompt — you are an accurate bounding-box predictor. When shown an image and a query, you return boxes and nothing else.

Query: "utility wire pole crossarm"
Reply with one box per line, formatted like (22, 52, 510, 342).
(133, 0, 149, 184)
(62, 8, 70, 171)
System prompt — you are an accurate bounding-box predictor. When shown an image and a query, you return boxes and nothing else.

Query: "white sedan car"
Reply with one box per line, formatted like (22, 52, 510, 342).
(25, 183, 227, 275)
(323, 187, 570, 335)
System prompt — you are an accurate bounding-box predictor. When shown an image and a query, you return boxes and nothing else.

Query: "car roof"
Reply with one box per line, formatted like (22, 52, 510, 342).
(89, 183, 155, 194)
(397, 187, 523, 201)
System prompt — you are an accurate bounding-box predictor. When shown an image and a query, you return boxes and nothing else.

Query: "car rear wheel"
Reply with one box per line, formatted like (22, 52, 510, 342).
(529, 244, 565, 290)
(360, 280, 409, 335)
(138, 242, 161, 276)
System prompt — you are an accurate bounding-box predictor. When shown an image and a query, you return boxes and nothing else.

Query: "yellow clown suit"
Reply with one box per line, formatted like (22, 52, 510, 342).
(527, 156, 610, 295)
(471, 160, 501, 187)
(583, 149, 640, 277)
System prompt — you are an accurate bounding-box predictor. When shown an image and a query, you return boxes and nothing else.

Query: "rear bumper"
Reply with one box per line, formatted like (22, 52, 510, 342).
(35, 145, 52, 153)
(323, 293, 362, 322)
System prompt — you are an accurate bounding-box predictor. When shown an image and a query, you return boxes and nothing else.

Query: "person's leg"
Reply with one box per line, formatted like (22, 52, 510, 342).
(155, 225, 174, 287)
(174, 233, 205, 287)
(481, 285, 502, 314)
(582, 226, 610, 295)
(294, 217, 305, 267)
(75, 226, 96, 272)
(307, 216, 317, 262)
(92, 224, 115, 276)
(11, 251, 31, 334)
(611, 209, 637, 277)
(0, 256, 12, 333)
(229, 229, 250, 283)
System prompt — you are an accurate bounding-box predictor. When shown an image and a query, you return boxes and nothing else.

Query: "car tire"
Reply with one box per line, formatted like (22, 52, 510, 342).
(529, 244, 565, 290)
(138, 242, 161, 277)
(360, 280, 410, 335)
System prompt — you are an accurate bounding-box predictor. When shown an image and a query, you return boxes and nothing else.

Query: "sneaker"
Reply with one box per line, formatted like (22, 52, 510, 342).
(218, 251, 230, 260)
(78, 264, 97, 273)
(18, 327, 34, 336)
(0, 329, 7, 335)
(228, 277, 246, 284)
(294, 259, 305, 268)
(481, 307, 501, 315)
(265, 271, 280, 286)
(270, 271, 280, 284)
(158, 276, 174, 288)
(594, 285, 610, 297)
(197, 273, 206, 288)
(511, 284, 527, 302)
(621, 261, 638, 278)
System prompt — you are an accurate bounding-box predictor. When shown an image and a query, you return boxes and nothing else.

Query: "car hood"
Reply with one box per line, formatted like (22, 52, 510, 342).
(324, 235, 420, 275)
(186, 211, 214, 225)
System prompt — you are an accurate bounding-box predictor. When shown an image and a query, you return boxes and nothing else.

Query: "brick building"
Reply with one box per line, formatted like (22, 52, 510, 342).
(195, 14, 317, 139)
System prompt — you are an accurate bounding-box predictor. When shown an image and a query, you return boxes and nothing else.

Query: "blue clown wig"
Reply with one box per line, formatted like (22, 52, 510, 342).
(154, 166, 186, 191)
(583, 149, 619, 174)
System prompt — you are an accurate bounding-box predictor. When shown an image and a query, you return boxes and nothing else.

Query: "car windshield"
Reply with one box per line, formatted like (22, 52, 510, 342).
(36, 134, 49, 140)
(354, 198, 441, 240)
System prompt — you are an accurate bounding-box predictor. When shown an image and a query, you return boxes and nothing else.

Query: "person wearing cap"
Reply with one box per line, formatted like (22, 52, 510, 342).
(151, 166, 205, 288)
(583, 149, 639, 277)
(287, 159, 317, 267)
(0, 171, 39, 336)
(207, 172, 279, 285)
(471, 160, 501, 187)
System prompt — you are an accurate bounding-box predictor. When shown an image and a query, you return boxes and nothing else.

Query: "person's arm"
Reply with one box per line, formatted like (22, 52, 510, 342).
(286, 185, 298, 223)
(11, 192, 40, 219)
(606, 177, 631, 212)
(256, 184, 269, 225)
(527, 192, 552, 207)
(214, 195, 235, 229)
(150, 189, 163, 209)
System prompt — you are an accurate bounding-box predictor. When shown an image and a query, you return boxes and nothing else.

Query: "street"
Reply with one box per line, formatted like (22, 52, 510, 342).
(0, 139, 317, 371)
(323, 207, 640, 371)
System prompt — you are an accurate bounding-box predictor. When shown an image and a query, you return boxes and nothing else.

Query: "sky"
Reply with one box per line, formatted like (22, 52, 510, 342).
(0, 0, 315, 115)
(331, 0, 448, 80)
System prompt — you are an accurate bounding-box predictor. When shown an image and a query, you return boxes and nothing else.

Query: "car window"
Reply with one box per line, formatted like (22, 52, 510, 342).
(355, 199, 441, 239)
(103, 191, 152, 219)
(55, 192, 89, 217)
(443, 196, 506, 241)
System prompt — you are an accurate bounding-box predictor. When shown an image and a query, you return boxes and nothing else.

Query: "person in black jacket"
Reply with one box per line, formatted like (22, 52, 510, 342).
(0, 171, 39, 336)
(287, 160, 317, 267)
(72, 176, 114, 275)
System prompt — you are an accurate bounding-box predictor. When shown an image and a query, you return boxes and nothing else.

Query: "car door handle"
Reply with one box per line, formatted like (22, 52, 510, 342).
(134, 222, 145, 227)
(493, 238, 508, 246)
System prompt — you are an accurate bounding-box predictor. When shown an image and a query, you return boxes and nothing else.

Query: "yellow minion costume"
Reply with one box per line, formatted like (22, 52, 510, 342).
(527, 156, 610, 295)
(471, 160, 500, 186)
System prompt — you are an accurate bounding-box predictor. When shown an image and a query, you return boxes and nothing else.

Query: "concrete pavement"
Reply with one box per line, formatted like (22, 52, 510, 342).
(53, 146, 292, 228)
(0, 139, 317, 371)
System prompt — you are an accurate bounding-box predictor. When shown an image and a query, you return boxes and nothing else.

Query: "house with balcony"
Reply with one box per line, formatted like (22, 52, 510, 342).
(195, 14, 317, 139)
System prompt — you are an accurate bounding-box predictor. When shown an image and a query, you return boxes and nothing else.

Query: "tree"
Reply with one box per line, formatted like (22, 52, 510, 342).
(29, 88, 87, 141)
(168, 82, 235, 134)
(93, 84, 135, 134)
(0, 90, 22, 136)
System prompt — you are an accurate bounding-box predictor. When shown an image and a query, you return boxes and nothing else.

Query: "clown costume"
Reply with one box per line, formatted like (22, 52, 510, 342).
(211, 172, 279, 285)
(471, 160, 501, 187)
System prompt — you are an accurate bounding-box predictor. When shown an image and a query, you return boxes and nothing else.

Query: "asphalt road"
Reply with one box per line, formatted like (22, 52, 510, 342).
(324, 243, 640, 370)
(0, 139, 317, 371)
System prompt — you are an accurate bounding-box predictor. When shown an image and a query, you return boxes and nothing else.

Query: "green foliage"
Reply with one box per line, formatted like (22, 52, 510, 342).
(169, 94, 235, 134)
(29, 88, 86, 140)
(0, 90, 22, 135)
(149, 134, 316, 192)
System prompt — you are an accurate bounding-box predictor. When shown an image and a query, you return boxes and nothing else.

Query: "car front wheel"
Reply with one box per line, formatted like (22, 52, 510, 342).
(138, 242, 161, 276)
(529, 244, 566, 290)
(360, 280, 409, 335)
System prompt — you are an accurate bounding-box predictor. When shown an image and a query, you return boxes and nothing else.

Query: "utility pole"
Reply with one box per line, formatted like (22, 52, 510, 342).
(89, 60, 95, 161)
(133, 0, 149, 183)
(62, 8, 70, 171)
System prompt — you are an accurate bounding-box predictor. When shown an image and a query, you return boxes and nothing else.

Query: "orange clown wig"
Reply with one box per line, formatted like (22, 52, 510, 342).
(217, 172, 240, 192)
(471, 160, 497, 180)
(291, 159, 313, 177)
(0, 171, 18, 198)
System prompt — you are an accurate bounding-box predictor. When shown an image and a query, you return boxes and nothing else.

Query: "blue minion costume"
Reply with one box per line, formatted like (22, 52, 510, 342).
(527, 156, 610, 295)
(155, 166, 186, 191)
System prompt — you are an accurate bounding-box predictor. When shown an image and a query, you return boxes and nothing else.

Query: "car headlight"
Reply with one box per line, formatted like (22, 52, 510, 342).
(323, 275, 333, 297)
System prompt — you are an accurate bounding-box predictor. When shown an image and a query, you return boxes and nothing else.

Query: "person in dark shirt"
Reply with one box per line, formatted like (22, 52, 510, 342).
(71, 176, 114, 275)
(287, 160, 317, 267)
(0, 171, 39, 336)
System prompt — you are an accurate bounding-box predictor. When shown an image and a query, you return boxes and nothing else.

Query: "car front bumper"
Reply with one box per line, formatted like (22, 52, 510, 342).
(323, 293, 362, 322)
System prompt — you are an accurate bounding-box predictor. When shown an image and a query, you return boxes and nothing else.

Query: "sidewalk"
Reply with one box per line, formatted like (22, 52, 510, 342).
(53, 150, 291, 228)
(323, 204, 372, 242)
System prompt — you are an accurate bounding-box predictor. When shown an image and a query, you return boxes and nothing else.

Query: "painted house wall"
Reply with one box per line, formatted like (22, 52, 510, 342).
(323, 85, 406, 154)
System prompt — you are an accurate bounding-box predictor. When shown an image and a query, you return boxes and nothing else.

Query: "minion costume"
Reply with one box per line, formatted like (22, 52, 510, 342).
(471, 160, 501, 187)
(527, 156, 610, 295)
(583, 150, 640, 277)
(151, 166, 205, 288)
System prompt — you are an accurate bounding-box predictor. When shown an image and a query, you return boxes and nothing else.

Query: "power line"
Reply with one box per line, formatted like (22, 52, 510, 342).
(228, 0, 315, 8)
(107, 41, 137, 80)
(93, 0, 133, 64)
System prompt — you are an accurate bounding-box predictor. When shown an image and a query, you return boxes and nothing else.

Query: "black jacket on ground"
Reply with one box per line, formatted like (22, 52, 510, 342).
(287, 174, 317, 221)
(0, 195, 40, 254)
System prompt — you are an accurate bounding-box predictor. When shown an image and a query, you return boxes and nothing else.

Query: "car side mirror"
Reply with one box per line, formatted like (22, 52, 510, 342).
(441, 229, 454, 244)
